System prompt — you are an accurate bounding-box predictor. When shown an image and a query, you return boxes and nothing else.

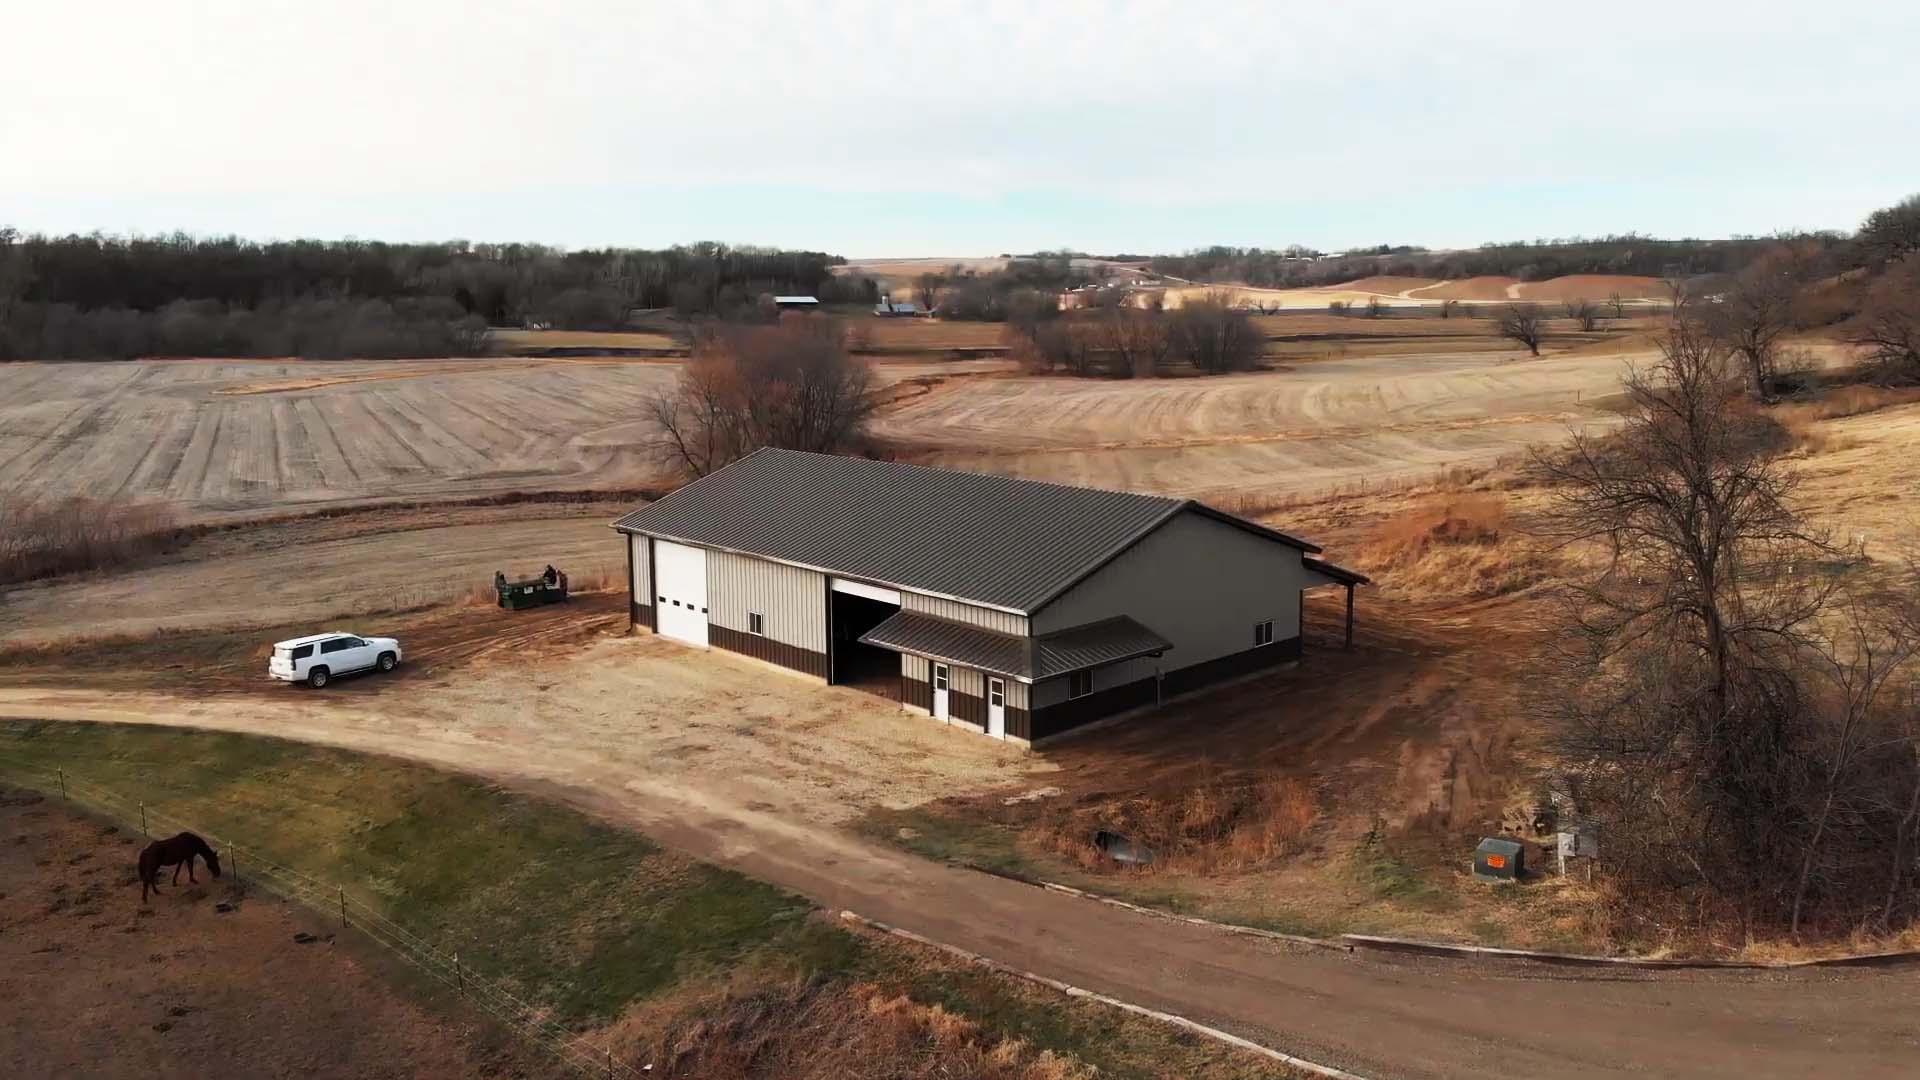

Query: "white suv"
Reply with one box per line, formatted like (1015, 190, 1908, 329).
(268, 632, 403, 688)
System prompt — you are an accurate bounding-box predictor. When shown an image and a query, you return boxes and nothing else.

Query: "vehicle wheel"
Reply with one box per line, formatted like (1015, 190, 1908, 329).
(307, 666, 330, 689)
(377, 652, 397, 673)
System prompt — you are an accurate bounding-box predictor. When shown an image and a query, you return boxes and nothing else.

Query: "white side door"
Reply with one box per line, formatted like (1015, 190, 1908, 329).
(654, 541, 709, 647)
(931, 663, 950, 720)
(987, 677, 1006, 739)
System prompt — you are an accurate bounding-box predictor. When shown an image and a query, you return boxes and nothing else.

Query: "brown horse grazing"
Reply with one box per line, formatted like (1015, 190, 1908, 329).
(138, 832, 221, 903)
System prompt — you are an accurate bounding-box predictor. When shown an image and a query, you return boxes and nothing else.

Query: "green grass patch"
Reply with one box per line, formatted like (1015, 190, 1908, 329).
(858, 806, 1028, 876)
(0, 720, 845, 1026)
(1347, 833, 1458, 915)
(0, 720, 1296, 1076)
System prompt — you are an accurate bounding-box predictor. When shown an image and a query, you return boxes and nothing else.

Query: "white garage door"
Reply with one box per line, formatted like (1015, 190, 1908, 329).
(654, 540, 709, 647)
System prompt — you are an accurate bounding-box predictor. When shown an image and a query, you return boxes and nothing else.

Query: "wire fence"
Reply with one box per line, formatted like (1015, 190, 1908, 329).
(0, 758, 646, 1079)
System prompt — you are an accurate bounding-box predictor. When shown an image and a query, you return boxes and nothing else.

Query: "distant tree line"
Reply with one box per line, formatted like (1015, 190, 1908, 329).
(1012, 294, 1262, 378)
(910, 253, 1099, 322)
(0, 230, 869, 360)
(1149, 234, 1862, 290)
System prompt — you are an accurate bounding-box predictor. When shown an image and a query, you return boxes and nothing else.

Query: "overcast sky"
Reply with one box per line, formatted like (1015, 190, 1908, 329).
(5, 1, 1916, 256)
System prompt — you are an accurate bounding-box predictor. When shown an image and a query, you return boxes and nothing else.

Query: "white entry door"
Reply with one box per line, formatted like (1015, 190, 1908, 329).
(931, 663, 950, 720)
(654, 540, 709, 647)
(987, 677, 1006, 739)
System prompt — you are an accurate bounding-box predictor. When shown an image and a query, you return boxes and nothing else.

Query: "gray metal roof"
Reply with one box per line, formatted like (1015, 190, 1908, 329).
(612, 448, 1323, 613)
(860, 611, 1031, 680)
(1305, 556, 1371, 585)
(859, 610, 1171, 682)
(1033, 615, 1173, 679)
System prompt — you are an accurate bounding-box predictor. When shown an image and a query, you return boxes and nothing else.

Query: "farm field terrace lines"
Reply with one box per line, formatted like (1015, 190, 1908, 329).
(0, 357, 677, 519)
(873, 348, 1640, 498)
(0, 355, 1021, 522)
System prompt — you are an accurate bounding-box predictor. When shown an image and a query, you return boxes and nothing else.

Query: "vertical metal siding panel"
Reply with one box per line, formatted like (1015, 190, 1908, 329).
(901, 654, 929, 680)
(1005, 680, 1029, 710)
(707, 550, 826, 651)
(630, 534, 651, 601)
(951, 667, 984, 698)
(899, 592, 1029, 636)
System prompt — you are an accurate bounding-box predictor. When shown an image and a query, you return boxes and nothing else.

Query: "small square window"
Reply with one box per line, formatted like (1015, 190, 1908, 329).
(932, 663, 949, 691)
(989, 678, 1005, 707)
(1254, 619, 1275, 647)
(1068, 670, 1093, 699)
(749, 611, 764, 636)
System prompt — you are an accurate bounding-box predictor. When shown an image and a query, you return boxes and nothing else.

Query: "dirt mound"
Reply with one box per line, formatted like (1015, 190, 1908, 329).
(1512, 275, 1667, 302)
(1408, 276, 1519, 300)
(1332, 276, 1443, 297)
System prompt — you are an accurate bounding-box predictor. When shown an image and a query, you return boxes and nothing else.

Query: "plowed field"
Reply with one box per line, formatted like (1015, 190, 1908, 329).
(0, 356, 971, 522)
(874, 346, 1647, 499)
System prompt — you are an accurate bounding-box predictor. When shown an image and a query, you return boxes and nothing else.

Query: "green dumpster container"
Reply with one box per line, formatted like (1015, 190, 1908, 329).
(1473, 836, 1524, 882)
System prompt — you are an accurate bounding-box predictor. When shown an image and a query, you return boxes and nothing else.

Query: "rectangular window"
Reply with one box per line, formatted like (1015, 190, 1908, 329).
(1254, 619, 1275, 647)
(291, 644, 313, 660)
(932, 664, 949, 692)
(1068, 670, 1093, 699)
(988, 678, 1005, 707)
(320, 638, 348, 654)
(748, 611, 764, 636)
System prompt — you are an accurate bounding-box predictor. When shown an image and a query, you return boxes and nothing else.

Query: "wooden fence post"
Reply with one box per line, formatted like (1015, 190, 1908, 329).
(140, 802, 148, 837)
(58, 768, 66, 799)
(455, 952, 463, 994)
(338, 887, 347, 928)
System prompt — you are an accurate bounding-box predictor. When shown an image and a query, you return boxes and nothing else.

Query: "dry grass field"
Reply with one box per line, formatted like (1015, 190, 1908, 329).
(0, 357, 678, 521)
(0, 507, 626, 646)
(0, 356, 986, 523)
(1157, 273, 1668, 310)
(874, 344, 1648, 501)
(489, 328, 680, 351)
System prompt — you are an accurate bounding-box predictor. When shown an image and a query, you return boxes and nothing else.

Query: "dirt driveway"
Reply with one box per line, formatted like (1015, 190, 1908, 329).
(6, 632, 1920, 1078)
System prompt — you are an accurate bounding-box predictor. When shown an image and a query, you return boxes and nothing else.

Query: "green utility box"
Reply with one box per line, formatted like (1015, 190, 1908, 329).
(1474, 836, 1524, 882)
(495, 570, 568, 610)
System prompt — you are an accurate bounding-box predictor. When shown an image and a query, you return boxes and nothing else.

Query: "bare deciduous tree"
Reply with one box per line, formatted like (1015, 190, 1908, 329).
(1097, 307, 1172, 377)
(1497, 304, 1544, 355)
(1860, 193, 1920, 269)
(1536, 321, 1920, 937)
(1849, 255, 1920, 382)
(1565, 299, 1599, 332)
(648, 318, 877, 478)
(1364, 296, 1385, 318)
(1607, 292, 1626, 320)
(1168, 293, 1263, 374)
(914, 273, 944, 314)
(1700, 244, 1817, 399)
(1438, 298, 1458, 319)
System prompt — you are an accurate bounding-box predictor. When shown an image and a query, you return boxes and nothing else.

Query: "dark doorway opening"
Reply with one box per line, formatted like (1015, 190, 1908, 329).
(831, 591, 900, 696)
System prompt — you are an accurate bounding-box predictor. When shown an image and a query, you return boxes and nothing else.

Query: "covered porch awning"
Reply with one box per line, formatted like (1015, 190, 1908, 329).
(858, 611, 1171, 684)
(1303, 557, 1369, 648)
